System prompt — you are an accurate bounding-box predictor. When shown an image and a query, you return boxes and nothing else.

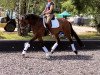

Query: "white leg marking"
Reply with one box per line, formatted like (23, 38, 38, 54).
(46, 53, 50, 58)
(22, 42, 30, 55)
(42, 46, 49, 53)
(42, 46, 50, 58)
(22, 50, 26, 55)
(23, 42, 30, 50)
(51, 42, 58, 52)
(71, 44, 76, 51)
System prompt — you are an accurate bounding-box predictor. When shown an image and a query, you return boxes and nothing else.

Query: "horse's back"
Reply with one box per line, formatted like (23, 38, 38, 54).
(58, 18, 71, 28)
(57, 18, 72, 33)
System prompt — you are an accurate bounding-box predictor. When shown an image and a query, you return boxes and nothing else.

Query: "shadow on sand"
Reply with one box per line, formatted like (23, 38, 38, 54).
(42, 54, 93, 61)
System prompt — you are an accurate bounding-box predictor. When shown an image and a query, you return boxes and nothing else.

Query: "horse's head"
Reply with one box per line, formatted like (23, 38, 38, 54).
(19, 14, 41, 35)
(19, 15, 29, 27)
(18, 14, 31, 35)
(19, 14, 40, 26)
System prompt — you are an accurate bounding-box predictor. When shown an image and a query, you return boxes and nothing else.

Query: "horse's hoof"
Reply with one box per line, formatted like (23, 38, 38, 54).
(50, 51, 54, 54)
(22, 50, 26, 54)
(46, 53, 50, 59)
(22, 51, 26, 57)
(74, 51, 78, 55)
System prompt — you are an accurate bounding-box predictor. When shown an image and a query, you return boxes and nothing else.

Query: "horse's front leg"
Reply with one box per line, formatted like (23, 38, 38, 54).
(22, 36, 37, 57)
(38, 37, 50, 58)
(51, 34, 60, 54)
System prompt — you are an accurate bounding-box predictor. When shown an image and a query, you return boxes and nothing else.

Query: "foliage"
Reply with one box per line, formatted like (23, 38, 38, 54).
(72, 0, 100, 33)
(60, 0, 77, 15)
(32, 0, 46, 15)
(1, 0, 100, 33)
(0, 0, 18, 10)
(72, 0, 89, 14)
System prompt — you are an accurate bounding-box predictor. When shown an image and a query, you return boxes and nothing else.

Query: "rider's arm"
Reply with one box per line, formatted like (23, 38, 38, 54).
(42, 7, 47, 14)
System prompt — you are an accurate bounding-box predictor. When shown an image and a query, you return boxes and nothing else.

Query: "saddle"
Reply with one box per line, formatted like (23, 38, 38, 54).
(42, 15, 59, 28)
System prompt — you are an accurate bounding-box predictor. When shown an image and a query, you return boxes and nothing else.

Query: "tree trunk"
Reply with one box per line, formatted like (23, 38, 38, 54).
(94, 14, 100, 33)
(18, 0, 28, 36)
(54, 0, 61, 13)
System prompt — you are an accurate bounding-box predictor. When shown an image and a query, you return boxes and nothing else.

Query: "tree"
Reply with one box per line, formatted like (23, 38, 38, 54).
(89, 0, 100, 33)
(60, 0, 77, 15)
(72, 0, 100, 33)
(18, 0, 29, 36)
(0, 0, 17, 10)
(0, 0, 46, 36)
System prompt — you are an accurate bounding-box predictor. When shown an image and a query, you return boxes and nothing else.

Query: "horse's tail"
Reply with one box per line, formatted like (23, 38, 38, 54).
(69, 22, 84, 47)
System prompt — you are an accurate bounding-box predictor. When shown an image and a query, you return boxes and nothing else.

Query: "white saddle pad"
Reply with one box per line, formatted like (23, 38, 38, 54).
(51, 18, 59, 28)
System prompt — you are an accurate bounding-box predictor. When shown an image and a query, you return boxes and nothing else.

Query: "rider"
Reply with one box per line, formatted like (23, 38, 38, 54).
(42, 0, 55, 29)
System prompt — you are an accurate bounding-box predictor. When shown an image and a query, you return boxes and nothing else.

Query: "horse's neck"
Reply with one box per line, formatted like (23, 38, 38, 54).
(30, 18, 43, 27)
(30, 18, 44, 34)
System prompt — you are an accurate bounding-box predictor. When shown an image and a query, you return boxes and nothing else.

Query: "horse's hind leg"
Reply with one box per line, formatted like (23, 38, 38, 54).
(64, 33, 78, 55)
(38, 37, 50, 58)
(22, 36, 37, 57)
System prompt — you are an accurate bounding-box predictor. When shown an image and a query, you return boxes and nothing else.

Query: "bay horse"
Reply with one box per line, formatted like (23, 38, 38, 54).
(19, 14, 84, 58)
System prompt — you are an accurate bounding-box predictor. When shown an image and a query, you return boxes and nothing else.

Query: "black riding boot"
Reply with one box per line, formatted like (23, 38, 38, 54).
(44, 28, 49, 36)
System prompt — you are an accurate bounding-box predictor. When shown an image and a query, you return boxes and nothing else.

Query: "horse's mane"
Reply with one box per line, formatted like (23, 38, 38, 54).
(24, 14, 40, 20)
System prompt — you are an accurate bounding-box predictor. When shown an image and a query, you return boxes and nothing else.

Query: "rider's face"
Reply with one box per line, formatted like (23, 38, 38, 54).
(47, 0, 51, 2)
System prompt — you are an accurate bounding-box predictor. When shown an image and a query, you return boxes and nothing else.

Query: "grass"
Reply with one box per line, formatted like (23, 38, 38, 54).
(0, 23, 6, 28)
(0, 23, 100, 40)
(0, 31, 32, 40)
(79, 32, 100, 40)
(0, 30, 55, 40)
(0, 30, 100, 40)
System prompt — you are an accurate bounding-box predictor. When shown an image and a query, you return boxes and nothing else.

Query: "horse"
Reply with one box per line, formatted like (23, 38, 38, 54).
(19, 14, 84, 58)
